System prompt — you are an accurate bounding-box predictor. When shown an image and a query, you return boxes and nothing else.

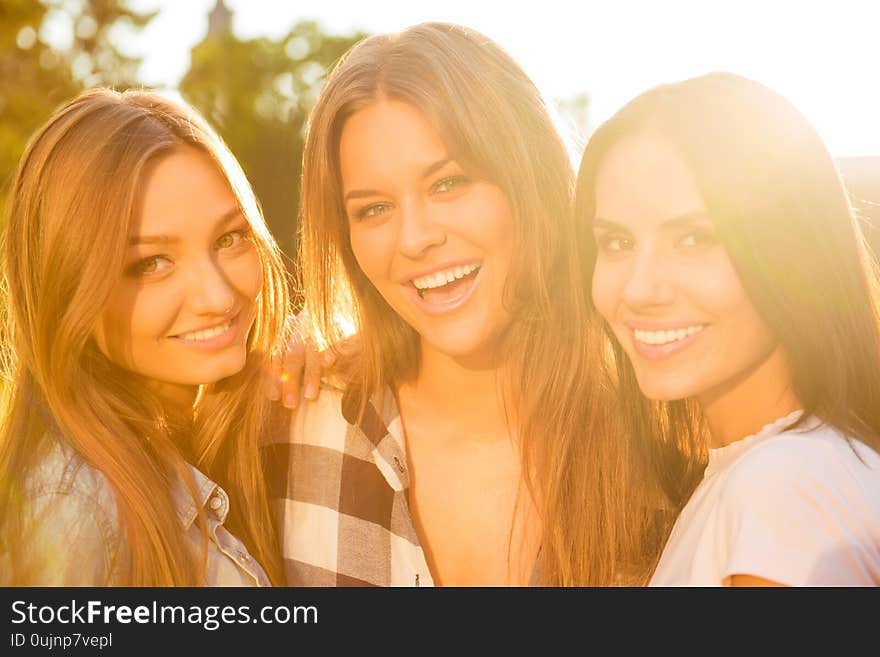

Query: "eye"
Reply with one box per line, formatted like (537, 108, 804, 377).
(216, 228, 253, 250)
(355, 203, 392, 221)
(129, 255, 173, 277)
(676, 229, 717, 249)
(596, 233, 635, 254)
(431, 175, 469, 194)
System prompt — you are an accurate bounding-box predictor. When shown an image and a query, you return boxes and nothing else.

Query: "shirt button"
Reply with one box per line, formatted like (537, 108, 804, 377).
(209, 495, 223, 511)
(238, 551, 251, 563)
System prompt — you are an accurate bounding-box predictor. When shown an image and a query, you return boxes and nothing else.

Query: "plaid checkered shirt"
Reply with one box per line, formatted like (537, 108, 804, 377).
(263, 380, 435, 586)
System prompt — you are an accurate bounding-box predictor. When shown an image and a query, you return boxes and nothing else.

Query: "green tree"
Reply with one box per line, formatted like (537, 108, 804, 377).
(0, 0, 155, 211)
(180, 20, 365, 269)
(52, 0, 157, 88)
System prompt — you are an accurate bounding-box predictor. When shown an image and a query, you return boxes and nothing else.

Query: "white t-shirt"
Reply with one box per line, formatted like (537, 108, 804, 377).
(650, 411, 880, 586)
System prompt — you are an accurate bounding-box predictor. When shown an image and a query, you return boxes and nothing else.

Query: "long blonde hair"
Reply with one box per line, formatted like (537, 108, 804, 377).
(0, 88, 290, 585)
(299, 23, 659, 585)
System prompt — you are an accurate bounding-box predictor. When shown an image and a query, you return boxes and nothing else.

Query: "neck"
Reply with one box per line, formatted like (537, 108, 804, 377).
(699, 346, 801, 448)
(145, 380, 199, 423)
(398, 341, 511, 441)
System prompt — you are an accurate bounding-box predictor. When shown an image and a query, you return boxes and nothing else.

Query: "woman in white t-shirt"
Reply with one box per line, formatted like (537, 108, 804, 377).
(577, 72, 880, 586)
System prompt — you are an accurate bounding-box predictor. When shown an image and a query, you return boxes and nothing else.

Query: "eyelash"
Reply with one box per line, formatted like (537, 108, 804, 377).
(676, 229, 717, 248)
(596, 234, 634, 254)
(127, 228, 253, 278)
(431, 175, 469, 194)
(594, 229, 717, 255)
(352, 175, 471, 221)
(215, 227, 253, 250)
(356, 203, 392, 221)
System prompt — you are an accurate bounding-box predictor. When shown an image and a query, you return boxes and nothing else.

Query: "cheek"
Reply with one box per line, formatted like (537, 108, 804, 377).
(685, 253, 751, 317)
(223, 250, 263, 302)
(681, 254, 776, 356)
(349, 225, 393, 288)
(464, 188, 514, 256)
(96, 282, 180, 365)
(591, 258, 622, 321)
(714, 285, 775, 354)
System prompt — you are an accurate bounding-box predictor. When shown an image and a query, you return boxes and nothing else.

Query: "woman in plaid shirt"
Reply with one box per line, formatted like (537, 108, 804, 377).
(265, 23, 657, 586)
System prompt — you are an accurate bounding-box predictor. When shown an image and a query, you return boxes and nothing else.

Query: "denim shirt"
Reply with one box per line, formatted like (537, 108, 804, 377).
(21, 438, 270, 586)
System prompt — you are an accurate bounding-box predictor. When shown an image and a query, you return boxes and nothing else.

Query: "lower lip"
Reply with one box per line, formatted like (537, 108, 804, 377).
(630, 326, 707, 360)
(405, 268, 482, 317)
(170, 314, 241, 351)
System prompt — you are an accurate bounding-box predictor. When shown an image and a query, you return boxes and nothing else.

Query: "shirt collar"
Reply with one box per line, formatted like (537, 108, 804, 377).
(341, 385, 410, 491)
(170, 463, 227, 529)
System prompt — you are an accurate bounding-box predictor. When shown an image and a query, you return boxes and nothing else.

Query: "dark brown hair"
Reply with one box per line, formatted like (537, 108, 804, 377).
(576, 72, 880, 526)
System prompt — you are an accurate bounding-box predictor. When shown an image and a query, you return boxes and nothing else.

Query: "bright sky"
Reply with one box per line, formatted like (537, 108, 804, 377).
(128, 0, 880, 157)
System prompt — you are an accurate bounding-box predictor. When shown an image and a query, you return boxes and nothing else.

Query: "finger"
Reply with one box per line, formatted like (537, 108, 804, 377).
(339, 334, 362, 359)
(267, 357, 282, 401)
(320, 347, 338, 368)
(303, 343, 323, 401)
(281, 340, 306, 409)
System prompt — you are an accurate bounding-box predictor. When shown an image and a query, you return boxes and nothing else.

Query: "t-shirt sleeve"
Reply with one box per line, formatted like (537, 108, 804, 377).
(717, 437, 879, 586)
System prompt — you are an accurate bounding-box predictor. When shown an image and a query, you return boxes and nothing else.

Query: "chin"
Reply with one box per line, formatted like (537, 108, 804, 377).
(633, 371, 701, 403)
(189, 354, 249, 385)
(424, 324, 502, 359)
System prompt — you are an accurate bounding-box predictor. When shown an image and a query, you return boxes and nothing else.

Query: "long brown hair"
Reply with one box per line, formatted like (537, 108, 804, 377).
(576, 72, 880, 546)
(299, 22, 657, 585)
(0, 88, 290, 585)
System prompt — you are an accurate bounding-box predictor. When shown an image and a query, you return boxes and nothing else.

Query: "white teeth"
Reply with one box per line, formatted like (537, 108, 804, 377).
(176, 320, 232, 342)
(633, 325, 704, 346)
(412, 263, 480, 291)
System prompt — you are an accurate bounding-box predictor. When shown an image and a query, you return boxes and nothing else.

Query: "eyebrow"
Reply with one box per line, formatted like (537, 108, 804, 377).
(128, 207, 244, 245)
(592, 211, 711, 231)
(343, 157, 454, 203)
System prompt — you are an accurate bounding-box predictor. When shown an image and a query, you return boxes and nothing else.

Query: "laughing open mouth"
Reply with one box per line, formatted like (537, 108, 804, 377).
(411, 263, 481, 302)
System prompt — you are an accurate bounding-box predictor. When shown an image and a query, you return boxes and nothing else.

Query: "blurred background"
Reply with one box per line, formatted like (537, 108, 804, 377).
(2, 0, 878, 268)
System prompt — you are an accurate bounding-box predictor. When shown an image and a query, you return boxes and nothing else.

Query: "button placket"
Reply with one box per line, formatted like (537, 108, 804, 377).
(206, 487, 228, 520)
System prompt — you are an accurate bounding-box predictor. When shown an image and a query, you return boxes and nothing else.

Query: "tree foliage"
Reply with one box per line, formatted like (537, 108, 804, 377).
(180, 20, 365, 266)
(0, 0, 155, 210)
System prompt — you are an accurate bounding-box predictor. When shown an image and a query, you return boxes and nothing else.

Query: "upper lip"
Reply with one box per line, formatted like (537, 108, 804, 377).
(398, 259, 482, 285)
(170, 312, 238, 338)
(623, 320, 708, 331)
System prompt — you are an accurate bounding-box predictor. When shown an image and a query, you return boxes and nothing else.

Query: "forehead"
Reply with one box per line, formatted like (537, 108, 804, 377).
(338, 100, 448, 185)
(134, 145, 237, 236)
(593, 132, 707, 227)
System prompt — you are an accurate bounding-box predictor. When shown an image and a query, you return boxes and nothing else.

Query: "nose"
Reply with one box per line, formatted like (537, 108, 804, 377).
(187, 256, 237, 316)
(621, 248, 675, 310)
(397, 197, 446, 259)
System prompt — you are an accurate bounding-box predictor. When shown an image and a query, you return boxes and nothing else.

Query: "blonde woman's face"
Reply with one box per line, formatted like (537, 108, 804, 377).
(339, 100, 515, 365)
(590, 133, 778, 404)
(94, 146, 262, 398)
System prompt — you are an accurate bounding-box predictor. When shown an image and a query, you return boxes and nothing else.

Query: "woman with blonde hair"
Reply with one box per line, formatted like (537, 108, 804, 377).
(0, 88, 290, 585)
(579, 72, 880, 585)
(266, 22, 659, 586)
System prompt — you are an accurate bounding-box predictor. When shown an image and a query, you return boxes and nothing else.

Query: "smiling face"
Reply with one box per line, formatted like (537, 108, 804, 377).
(590, 132, 779, 403)
(93, 145, 262, 403)
(339, 99, 515, 364)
